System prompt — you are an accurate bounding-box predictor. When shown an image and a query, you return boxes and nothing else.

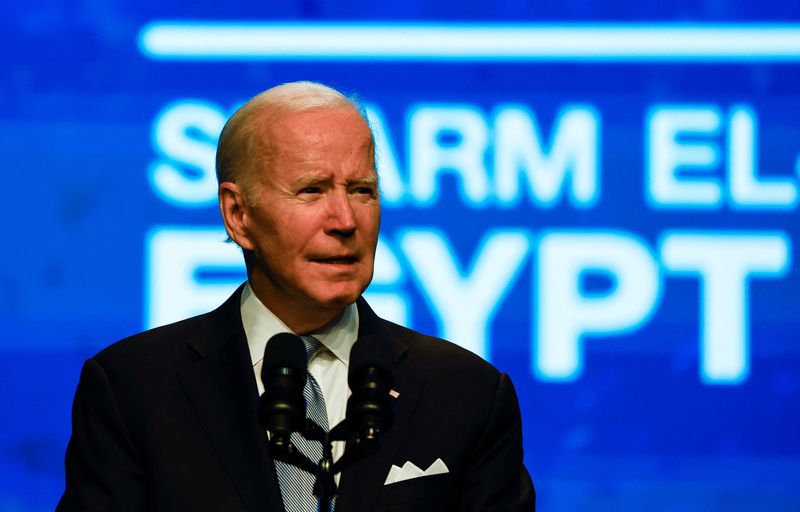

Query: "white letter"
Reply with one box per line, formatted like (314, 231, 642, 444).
(536, 231, 660, 381)
(363, 237, 410, 326)
(147, 227, 244, 328)
(365, 106, 405, 205)
(409, 106, 490, 206)
(149, 101, 226, 207)
(400, 230, 529, 358)
(728, 106, 798, 208)
(494, 105, 599, 207)
(647, 106, 722, 208)
(660, 231, 790, 384)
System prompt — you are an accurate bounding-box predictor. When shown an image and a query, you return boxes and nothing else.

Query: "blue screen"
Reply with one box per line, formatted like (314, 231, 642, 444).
(3, 2, 800, 510)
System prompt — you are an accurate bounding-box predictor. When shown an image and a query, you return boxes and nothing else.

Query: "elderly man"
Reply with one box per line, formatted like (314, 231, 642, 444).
(58, 82, 534, 511)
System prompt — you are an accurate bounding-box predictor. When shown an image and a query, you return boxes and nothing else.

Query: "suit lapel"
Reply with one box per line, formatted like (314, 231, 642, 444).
(176, 287, 284, 512)
(336, 299, 427, 511)
(174, 291, 425, 511)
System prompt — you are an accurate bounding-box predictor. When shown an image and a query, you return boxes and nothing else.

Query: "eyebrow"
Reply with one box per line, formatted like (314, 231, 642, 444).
(292, 176, 328, 188)
(348, 176, 379, 187)
(291, 175, 378, 187)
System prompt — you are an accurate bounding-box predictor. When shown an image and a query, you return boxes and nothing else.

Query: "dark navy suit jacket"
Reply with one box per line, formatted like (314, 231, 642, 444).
(57, 287, 534, 511)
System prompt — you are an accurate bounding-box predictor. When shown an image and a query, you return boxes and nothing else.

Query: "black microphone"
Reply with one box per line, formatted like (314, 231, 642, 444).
(257, 333, 307, 450)
(346, 336, 395, 455)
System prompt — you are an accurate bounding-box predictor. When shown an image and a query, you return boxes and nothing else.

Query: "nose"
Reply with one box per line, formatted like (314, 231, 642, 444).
(325, 189, 356, 237)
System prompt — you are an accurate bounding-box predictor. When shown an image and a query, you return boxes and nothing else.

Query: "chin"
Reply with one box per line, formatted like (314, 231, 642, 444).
(319, 295, 359, 310)
(312, 287, 365, 310)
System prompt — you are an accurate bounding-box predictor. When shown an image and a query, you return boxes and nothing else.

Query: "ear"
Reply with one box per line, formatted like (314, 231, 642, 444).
(218, 182, 256, 251)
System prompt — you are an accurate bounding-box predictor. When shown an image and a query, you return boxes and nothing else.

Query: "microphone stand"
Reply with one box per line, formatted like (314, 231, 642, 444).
(269, 417, 381, 512)
(261, 333, 394, 512)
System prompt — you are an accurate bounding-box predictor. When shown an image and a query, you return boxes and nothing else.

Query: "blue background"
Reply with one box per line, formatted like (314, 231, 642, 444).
(2, 2, 799, 510)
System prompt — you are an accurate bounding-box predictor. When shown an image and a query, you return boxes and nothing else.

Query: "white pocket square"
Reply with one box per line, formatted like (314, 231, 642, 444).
(384, 458, 449, 485)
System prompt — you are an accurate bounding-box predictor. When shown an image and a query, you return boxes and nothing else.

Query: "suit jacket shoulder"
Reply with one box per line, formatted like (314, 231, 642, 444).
(58, 286, 284, 512)
(94, 288, 242, 370)
(374, 315, 499, 376)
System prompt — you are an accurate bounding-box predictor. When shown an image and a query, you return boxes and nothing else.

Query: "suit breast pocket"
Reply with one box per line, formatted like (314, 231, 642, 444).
(375, 473, 453, 511)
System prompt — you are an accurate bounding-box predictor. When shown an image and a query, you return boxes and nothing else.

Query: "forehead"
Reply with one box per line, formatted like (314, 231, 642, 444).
(258, 106, 373, 161)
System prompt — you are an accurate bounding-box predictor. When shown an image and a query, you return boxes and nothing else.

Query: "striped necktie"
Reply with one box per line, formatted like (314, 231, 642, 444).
(274, 336, 333, 511)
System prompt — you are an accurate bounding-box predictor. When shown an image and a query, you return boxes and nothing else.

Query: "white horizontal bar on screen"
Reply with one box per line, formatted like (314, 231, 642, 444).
(138, 23, 800, 62)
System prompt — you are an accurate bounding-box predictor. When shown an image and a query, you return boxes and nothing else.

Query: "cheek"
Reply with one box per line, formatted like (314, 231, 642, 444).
(256, 208, 309, 245)
(279, 224, 321, 263)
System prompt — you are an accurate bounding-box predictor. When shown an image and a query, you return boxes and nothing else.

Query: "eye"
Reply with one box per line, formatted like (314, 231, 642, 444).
(299, 186, 322, 195)
(353, 185, 378, 197)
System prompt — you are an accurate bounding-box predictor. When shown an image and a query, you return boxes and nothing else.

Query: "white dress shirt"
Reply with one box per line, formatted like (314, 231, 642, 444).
(240, 282, 357, 474)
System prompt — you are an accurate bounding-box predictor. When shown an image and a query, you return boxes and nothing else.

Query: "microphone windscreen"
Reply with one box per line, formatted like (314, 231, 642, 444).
(349, 335, 389, 367)
(346, 335, 396, 440)
(348, 336, 393, 388)
(258, 332, 307, 435)
(262, 333, 306, 377)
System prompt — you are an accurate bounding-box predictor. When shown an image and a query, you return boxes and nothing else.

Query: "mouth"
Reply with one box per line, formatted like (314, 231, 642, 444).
(310, 256, 359, 265)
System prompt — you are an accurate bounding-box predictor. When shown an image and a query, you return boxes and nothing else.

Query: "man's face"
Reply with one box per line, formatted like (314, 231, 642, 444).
(239, 106, 380, 320)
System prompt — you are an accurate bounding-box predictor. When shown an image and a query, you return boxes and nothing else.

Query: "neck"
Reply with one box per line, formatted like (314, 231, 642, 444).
(248, 280, 346, 335)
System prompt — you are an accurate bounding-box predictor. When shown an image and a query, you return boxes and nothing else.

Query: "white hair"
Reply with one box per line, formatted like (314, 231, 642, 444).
(215, 81, 370, 193)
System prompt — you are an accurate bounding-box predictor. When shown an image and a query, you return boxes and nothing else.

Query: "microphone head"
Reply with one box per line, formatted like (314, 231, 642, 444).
(258, 333, 307, 437)
(348, 336, 393, 389)
(347, 336, 395, 446)
(262, 332, 307, 378)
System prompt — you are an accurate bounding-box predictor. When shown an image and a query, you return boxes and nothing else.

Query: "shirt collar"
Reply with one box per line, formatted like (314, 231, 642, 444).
(240, 282, 358, 368)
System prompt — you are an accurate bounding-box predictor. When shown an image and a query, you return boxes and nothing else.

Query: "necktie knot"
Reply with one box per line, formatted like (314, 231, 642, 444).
(301, 335, 323, 363)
